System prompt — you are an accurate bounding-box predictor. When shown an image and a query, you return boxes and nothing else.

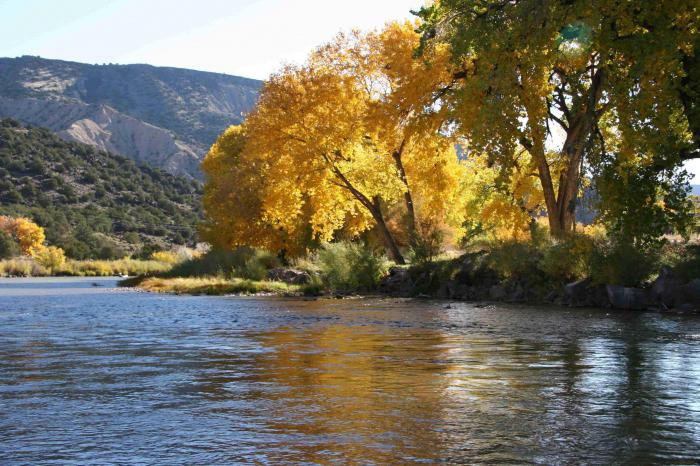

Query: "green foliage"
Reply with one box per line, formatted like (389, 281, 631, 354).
(315, 242, 389, 291)
(485, 234, 595, 284)
(408, 221, 445, 265)
(0, 230, 19, 259)
(0, 119, 203, 259)
(485, 240, 544, 280)
(166, 247, 280, 280)
(538, 235, 595, 283)
(589, 239, 660, 287)
(594, 161, 694, 247)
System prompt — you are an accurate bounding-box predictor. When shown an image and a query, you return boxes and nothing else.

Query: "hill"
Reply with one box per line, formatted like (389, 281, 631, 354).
(0, 56, 262, 177)
(0, 118, 202, 259)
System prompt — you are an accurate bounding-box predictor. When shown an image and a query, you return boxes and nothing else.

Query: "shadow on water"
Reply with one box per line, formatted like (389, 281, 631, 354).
(1, 278, 699, 463)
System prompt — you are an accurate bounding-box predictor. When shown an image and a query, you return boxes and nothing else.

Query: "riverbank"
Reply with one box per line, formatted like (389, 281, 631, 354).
(119, 275, 321, 296)
(119, 252, 700, 314)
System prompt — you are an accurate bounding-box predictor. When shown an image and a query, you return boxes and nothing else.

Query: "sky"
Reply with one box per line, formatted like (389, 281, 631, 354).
(1, 0, 698, 179)
(0, 0, 423, 79)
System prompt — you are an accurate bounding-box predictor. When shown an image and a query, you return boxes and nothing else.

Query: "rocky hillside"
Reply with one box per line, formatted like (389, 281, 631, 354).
(0, 56, 262, 177)
(0, 119, 202, 259)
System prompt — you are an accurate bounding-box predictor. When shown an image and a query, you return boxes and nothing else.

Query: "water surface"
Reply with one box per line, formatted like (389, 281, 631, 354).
(1, 277, 700, 464)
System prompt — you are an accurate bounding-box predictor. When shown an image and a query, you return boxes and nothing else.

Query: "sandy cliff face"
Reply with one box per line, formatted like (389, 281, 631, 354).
(0, 56, 261, 177)
(0, 96, 202, 178)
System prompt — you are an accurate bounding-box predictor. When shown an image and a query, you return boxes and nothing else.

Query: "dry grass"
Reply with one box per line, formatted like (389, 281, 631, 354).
(0, 257, 173, 277)
(130, 276, 312, 296)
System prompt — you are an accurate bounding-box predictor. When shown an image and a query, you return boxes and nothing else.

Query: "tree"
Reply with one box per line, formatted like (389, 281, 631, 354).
(203, 23, 466, 263)
(0, 216, 45, 255)
(417, 0, 699, 236)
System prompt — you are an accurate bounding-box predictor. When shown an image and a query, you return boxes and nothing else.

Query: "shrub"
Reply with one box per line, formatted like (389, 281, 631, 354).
(151, 251, 179, 264)
(0, 231, 19, 259)
(33, 246, 66, 272)
(589, 239, 659, 287)
(0, 257, 47, 277)
(315, 242, 389, 291)
(538, 234, 594, 283)
(408, 220, 445, 264)
(486, 240, 542, 279)
(167, 247, 279, 279)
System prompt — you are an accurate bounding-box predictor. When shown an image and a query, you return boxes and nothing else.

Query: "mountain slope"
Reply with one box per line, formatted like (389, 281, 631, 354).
(0, 56, 262, 177)
(0, 118, 203, 259)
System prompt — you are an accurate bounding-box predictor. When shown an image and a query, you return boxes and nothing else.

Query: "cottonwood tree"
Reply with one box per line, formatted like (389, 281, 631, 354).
(417, 0, 700, 237)
(203, 23, 466, 263)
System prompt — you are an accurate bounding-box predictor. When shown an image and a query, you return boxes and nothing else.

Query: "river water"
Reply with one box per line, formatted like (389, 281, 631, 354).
(1, 277, 699, 464)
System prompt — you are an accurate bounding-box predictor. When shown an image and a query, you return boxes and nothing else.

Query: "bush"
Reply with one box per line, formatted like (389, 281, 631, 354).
(167, 247, 280, 279)
(0, 230, 19, 259)
(589, 239, 659, 287)
(315, 242, 389, 291)
(0, 257, 47, 276)
(408, 220, 445, 264)
(538, 234, 594, 282)
(33, 246, 66, 272)
(486, 240, 542, 279)
(151, 251, 179, 264)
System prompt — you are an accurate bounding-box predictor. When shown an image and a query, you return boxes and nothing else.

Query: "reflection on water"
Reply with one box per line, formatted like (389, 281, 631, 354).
(1, 278, 700, 464)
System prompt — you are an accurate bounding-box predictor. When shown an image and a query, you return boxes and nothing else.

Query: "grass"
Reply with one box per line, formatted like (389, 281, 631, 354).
(125, 276, 320, 296)
(0, 257, 173, 277)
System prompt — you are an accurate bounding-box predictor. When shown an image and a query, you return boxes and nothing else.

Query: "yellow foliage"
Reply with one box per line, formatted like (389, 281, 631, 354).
(202, 22, 466, 258)
(0, 216, 46, 255)
(33, 246, 66, 271)
(462, 151, 545, 241)
(150, 251, 179, 264)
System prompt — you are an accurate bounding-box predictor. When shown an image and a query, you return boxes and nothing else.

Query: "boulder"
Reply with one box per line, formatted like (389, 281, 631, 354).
(563, 278, 610, 308)
(266, 268, 311, 285)
(379, 267, 413, 295)
(606, 285, 650, 310)
(565, 278, 592, 306)
(489, 284, 507, 300)
(670, 278, 700, 312)
(650, 267, 684, 307)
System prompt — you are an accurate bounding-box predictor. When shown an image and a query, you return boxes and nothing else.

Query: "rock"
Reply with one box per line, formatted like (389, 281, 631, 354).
(266, 268, 311, 285)
(676, 303, 698, 313)
(489, 284, 507, 300)
(670, 278, 700, 311)
(565, 278, 592, 306)
(650, 267, 684, 307)
(379, 267, 413, 295)
(606, 285, 650, 310)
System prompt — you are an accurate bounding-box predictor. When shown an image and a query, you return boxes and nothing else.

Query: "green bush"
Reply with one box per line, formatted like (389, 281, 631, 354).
(0, 231, 20, 259)
(538, 234, 594, 283)
(315, 242, 389, 291)
(589, 239, 659, 287)
(485, 240, 542, 279)
(167, 247, 280, 279)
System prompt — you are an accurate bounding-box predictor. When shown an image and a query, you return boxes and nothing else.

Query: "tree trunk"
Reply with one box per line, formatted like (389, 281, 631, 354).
(327, 160, 405, 264)
(524, 68, 605, 237)
(370, 202, 406, 264)
(391, 141, 418, 243)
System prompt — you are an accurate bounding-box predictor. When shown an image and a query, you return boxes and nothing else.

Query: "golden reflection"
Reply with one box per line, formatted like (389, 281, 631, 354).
(252, 322, 452, 464)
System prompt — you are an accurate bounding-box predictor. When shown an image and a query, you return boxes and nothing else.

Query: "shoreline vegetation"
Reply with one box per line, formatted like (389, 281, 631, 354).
(110, 239, 700, 313)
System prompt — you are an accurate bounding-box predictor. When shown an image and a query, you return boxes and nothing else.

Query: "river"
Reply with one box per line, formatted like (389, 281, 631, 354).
(1, 277, 699, 464)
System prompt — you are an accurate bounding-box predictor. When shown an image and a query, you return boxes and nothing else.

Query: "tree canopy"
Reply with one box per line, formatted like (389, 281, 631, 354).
(416, 0, 700, 239)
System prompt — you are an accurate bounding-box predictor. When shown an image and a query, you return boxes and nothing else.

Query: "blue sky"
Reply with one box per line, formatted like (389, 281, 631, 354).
(1, 0, 698, 179)
(0, 0, 421, 79)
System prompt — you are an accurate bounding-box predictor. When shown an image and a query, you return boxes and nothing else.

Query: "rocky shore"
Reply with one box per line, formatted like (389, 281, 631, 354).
(379, 257, 700, 314)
